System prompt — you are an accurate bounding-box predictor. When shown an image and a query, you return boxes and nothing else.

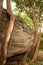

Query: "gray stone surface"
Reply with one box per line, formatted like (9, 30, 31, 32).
(0, 9, 35, 57)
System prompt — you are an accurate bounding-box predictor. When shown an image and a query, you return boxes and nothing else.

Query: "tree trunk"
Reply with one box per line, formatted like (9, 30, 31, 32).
(0, 0, 15, 65)
(29, 0, 39, 63)
(30, 0, 41, 62)
(1, 15, 15, 65)
(30, 34, 40, 63)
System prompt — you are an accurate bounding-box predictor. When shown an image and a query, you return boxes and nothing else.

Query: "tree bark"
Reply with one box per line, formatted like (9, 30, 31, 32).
(1, 0, 15, 65)
(30, 0, 41, 62)
(1, 15, 15, 65)
(30, 34, 40, 63)
(29, 0, 39, 63)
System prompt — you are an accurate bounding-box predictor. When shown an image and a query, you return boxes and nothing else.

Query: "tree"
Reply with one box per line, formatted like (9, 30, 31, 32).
(0, 0, 15, 65)
(0, 0, 43, 65)
(12, 0, 43, 62)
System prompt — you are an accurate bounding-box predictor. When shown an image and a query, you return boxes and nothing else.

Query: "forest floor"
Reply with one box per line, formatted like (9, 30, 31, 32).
(6, 50, 43, 65)
(36, 50, 43, 65)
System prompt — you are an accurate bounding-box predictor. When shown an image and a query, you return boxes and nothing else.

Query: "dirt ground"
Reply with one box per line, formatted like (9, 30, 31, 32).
(6, 50, 43, 65)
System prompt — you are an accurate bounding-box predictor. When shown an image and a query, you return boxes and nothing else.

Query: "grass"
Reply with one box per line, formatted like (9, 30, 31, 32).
(39, 33, 43, 50)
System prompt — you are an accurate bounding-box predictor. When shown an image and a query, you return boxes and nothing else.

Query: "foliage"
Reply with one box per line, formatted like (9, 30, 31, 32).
(12, 0, 43, 30)
(19, 12, 34, 29)
(41, 33, 43, 37)
(12, 0, 43, 16)
(13, 9, 34, 28)
(12, 0, 43, 11)
(39, 33, 43, 49)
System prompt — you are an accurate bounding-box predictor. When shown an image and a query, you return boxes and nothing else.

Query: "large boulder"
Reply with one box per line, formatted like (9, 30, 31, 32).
(0, 9, 35, 57)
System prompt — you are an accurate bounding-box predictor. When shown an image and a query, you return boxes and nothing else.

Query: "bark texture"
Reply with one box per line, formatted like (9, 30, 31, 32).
(0, 0, 15, 64)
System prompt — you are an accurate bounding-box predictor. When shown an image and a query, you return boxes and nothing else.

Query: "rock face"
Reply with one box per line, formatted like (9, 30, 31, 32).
(0, 9, 35, 57)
